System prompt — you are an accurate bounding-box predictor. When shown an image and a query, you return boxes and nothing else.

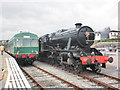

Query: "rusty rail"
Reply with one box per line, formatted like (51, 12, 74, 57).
(86, 69, 120, 81)
(20, 67, 45, 89)
(97, 72, 120, 81)
(33, 65, 85, 89)
(59, 66, 119, 89)
(41, 61, 119, 89)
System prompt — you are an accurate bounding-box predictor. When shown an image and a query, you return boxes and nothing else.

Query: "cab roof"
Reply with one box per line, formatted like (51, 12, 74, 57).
(14, 32, 38, 39)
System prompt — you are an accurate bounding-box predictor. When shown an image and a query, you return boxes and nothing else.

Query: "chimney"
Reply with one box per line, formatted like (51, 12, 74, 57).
(75, 23, 82, 28)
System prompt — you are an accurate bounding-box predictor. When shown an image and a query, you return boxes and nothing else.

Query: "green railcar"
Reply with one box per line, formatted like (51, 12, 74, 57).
(5, 32, 39, 65)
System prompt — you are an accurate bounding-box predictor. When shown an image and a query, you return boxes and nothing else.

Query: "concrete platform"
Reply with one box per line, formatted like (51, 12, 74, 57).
(0, 52, 5, 90)
(0, 52, 31, 89)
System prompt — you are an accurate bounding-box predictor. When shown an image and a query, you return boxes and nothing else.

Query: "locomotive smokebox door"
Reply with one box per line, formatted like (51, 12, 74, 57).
(77, 26, 95, 48)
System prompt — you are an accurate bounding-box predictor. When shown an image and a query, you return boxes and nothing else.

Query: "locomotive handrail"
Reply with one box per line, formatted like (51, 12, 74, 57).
(86, 32, 95, 33)
(86, 40, 95, 41)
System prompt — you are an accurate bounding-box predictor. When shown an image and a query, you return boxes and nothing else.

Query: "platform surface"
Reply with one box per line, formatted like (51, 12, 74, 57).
(0, 52, 4, 90)
(0, 52, 31, 89)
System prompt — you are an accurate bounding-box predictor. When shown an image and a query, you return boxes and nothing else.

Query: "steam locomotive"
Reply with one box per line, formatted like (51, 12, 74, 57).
(39, 23, 113, 73)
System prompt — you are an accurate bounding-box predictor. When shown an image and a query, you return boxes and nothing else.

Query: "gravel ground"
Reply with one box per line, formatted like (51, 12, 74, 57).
(23, 66, 75, 88)
(33, 61, 104, 88)
(101, 54, 120, 78)
(82, 69, 119, 88)
(33, 53, 120, 88)
(101, 54, 120, 88)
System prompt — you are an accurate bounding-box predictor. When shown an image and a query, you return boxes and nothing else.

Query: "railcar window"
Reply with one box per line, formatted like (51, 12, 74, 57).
(16, 39, 38, 47)
(31, 39, 38, 46)
(23, 39, 30, 46)
(16, 39, 23, 46)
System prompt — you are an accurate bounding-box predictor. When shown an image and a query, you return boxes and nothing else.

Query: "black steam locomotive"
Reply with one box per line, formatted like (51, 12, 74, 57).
(39, 23, 113, 73)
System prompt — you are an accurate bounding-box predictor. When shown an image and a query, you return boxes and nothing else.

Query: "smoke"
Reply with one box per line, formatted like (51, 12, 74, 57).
(101, 27, 110, 39)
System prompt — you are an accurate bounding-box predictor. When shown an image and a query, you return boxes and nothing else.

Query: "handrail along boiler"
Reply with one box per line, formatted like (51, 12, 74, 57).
(39, 23, 113, 73)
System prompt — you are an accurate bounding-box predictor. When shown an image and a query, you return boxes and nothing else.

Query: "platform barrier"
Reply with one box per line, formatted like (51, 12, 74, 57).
(5, 57, 31, 88)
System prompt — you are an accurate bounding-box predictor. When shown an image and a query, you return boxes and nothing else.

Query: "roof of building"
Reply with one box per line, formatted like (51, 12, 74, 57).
(91, 42, 120, 48)
(95, 32, 101, 34)
(109, 30, 120, 33)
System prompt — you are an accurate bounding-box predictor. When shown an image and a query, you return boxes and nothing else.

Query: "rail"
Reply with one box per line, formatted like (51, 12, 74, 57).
(41, 61, 119, 89)
(60, 66, 119, 89)
(33, 65, 84, 89)
(21, 67, 45, 89)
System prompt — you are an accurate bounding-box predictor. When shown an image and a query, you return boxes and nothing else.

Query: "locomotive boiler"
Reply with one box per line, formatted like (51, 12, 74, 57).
(39, 23, 113, 73)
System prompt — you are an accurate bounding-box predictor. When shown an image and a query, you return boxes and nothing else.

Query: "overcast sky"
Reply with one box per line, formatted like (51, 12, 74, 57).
(0, 0, 119, 40)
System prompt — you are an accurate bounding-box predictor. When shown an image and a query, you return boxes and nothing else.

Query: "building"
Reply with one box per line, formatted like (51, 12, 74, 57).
(92, 42, 119, 48)
(0, 40, 9, 45)
(95, 32, 101, 40)
(109, 30, 120, 39)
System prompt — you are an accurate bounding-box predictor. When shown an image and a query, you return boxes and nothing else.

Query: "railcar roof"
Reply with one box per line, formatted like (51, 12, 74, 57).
(13, 32, 38, 39)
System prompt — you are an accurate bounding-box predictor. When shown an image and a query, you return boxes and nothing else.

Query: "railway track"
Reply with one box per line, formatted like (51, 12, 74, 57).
(21, 66, 84, 89)
(34, 61, 119, 89)
(21, 67, 44, 88)
(60, 66, 120, 89)
(85, 70, 120, 88)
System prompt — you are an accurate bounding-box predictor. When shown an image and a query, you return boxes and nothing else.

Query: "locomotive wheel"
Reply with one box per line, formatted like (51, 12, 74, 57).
(90, 63, 101, 73)
(48, 57, 56, 65)
(74, 60, 83, 73)
(61, 63, 67, 68)
(59, 58, 67, 68)
(49, 59, 55, 65)
(26, 57, 33, 65)
(28, 60, 34, 65)
(56, 58, 61, 65)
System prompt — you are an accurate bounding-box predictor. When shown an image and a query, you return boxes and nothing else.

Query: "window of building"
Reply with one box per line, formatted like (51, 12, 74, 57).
(97, 33, 99, 36)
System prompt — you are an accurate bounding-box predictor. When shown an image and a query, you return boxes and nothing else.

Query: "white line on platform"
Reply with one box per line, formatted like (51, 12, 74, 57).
(5, 57, 31, 89)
